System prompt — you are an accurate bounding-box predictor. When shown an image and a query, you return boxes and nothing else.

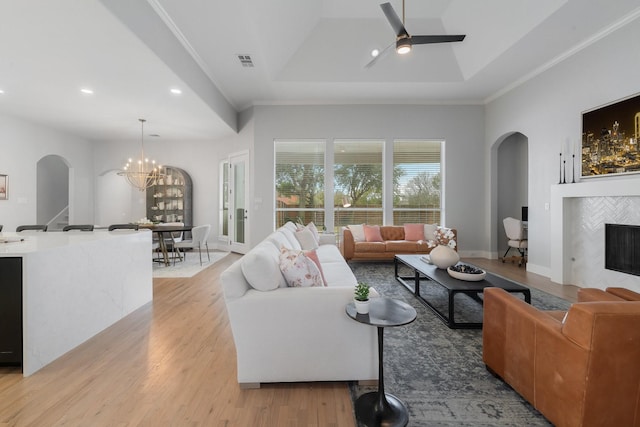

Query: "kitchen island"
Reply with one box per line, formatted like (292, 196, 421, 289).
(0, 229, 152, 376)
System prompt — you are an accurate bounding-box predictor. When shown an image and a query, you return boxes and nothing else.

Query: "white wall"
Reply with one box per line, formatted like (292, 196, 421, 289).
(92, 112, 253, 246)
(0, 114, 94, 231)
(486, 16, 640, 278)
(251, 104, 486, 256)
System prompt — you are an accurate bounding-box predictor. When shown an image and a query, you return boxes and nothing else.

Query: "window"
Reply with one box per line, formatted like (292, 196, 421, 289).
(334, 140, 383, 229)
(275, 140, 325, 228)
(393, 140, 443, 225)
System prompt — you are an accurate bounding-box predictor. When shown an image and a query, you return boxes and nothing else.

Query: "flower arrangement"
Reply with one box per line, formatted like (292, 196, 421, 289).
(426, 227, 457, 249)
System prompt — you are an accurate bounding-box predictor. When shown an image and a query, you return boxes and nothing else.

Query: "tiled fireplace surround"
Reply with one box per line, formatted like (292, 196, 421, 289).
(551, 178, 640, 293)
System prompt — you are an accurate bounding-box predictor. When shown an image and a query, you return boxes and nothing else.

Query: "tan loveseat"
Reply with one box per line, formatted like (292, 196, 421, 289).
(340, 225, 457, 261)
(483, 287, 640, 427)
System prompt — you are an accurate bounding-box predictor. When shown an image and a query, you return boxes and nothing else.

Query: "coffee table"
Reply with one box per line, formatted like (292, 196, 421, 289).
(394, 254, 531, 329)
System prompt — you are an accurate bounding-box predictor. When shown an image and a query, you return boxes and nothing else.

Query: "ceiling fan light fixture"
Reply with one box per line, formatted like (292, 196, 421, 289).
(396, 38, 411, 54)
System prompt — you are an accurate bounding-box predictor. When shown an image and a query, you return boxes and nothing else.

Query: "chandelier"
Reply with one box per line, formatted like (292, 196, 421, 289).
(118, 119, 164, 191)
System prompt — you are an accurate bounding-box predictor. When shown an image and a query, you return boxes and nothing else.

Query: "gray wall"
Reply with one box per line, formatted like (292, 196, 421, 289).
(485, 15, 640, 277)
(251, 104, 487, 256)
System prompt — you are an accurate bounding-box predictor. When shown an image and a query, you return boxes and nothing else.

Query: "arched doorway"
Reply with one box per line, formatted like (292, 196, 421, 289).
(492, 132, 528, 258)
(37, 155, 69, 230)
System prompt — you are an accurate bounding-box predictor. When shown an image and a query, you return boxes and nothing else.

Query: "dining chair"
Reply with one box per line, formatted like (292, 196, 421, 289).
(154, 222, 185, 264)
(108, 223, 139, 231)
(16, 224, 48, 232)
(174, 224, 211, 265)
(62, 224, 94, 232)
(502, 217, 528, 266)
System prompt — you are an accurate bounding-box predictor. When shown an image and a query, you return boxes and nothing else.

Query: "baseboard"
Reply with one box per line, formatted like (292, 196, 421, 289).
(239, 382, 260, 389)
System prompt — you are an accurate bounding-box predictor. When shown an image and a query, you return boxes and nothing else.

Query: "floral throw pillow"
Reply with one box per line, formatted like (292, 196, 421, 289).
(279, 247, 324, 287)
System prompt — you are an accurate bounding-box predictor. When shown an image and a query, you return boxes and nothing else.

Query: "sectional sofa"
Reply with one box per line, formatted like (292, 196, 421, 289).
(221, 222, 378, 388)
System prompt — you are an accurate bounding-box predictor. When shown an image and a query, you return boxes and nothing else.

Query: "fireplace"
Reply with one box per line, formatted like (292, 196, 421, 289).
(550, 178, 640, 289)
(605, 223, 640, 276)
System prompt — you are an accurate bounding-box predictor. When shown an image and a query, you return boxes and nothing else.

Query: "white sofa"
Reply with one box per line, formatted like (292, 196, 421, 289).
(221, 222, 378, 388)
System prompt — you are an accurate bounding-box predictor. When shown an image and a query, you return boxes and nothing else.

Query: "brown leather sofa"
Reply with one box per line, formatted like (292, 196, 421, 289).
(483, 287, 640, 427)
(340, 225, 457, 261)
(578, 286, 640, 302)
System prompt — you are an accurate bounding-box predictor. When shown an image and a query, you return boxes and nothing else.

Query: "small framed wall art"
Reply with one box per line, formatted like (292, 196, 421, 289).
(0, 174, 7, 200)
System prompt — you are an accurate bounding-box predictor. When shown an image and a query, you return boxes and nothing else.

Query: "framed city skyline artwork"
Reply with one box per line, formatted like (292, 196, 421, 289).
(0, 174, 7, 200)
(582, 92, 640, 177)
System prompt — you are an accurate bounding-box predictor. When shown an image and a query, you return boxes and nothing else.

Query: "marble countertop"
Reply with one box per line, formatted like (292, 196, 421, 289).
(0, 230, 151, 255)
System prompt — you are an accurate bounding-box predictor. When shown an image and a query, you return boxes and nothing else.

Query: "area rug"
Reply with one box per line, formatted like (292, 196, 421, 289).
(152, 251, 230, 278)
(348, 261, 571, 427)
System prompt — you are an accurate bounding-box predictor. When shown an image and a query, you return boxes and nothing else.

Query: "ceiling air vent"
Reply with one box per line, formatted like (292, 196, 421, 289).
(237, 55, 254, 68)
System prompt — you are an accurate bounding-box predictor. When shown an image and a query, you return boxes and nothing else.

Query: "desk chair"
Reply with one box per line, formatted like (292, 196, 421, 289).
(108, 223, 139, 231)
(62, 224, 94, 232)
(16, 224, 48, 232)
(174, 224, 211, 265)
(502, 217, 527, 266)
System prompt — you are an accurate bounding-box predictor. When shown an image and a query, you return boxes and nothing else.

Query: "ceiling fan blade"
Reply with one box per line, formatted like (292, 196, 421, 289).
(380, 2, 409, 38)
(411, 35, 466, 45)
(364, 41, 395, 69)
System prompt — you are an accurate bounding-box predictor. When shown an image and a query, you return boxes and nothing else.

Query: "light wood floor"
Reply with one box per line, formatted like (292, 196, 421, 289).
(0, 254, 577, 426)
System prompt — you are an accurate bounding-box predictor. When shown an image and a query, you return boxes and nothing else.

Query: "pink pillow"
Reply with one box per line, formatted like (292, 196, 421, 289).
(363, 225, 384, 242)
(404, 223, 425, 241)
(304, 249, 327, 286)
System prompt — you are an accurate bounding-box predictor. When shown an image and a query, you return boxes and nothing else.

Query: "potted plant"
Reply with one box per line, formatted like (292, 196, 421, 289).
(354, 282, 371, 314)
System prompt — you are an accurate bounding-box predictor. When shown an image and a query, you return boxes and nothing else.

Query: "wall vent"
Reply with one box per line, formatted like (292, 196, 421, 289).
(237, 55, 254, 67)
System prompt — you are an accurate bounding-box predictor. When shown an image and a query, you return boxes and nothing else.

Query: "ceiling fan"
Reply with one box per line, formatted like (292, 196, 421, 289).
(366, 0, 466, 68)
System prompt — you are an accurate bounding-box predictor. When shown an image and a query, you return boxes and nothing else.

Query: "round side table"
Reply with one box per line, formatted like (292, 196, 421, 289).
(346, 297, 417, 427)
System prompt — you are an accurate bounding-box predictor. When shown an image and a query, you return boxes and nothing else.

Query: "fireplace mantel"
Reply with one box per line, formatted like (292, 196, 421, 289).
(550, 177, 640, 284)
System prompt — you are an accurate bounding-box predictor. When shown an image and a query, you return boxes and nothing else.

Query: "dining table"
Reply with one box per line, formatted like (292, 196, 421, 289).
(140, 224, 193, 266)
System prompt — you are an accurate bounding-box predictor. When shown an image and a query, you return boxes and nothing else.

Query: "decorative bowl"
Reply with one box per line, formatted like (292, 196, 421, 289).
(447, 264, 486, 281)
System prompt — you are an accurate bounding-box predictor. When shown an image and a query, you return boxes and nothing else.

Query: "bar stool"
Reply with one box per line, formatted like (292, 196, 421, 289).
(16, 225, 48, 232)
(62, 225, 94, 232)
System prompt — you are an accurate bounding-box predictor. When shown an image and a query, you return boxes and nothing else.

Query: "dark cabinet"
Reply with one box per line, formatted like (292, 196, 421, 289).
(146, 166, 193, 228)
(0, 257, 22, 366)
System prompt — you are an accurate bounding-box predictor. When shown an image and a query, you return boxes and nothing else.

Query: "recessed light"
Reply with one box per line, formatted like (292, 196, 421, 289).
(371, 49, 380, 57)
(80, 88, 94, 95)
(0, 89, 4, 94)
(170, 88, 182, 95)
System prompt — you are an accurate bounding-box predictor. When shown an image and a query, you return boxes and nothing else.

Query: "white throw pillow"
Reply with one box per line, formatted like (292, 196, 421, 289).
(348, 224, 365, 242)
(268, 231, 292, 250)
(279, 227, 302, 250)
(295, 227, 319, 250)
(279, 247, 323, 287)
(424, 224, 438, 241)
(241, 243, 286, 291)
(306, 222, 321, 243)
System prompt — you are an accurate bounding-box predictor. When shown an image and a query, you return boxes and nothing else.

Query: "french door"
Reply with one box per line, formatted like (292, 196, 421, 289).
(226, 151, 250, 254)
